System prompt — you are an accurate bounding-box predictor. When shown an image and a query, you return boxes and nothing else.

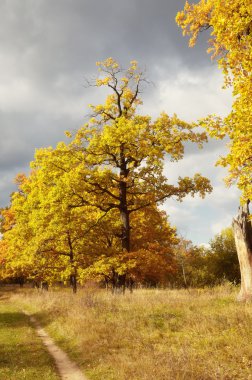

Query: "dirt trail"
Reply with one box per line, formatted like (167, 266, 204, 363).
(24, 311, 88, 380)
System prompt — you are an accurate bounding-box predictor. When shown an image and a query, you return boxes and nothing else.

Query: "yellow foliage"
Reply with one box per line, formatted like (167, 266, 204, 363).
(177, 0, 252, 202)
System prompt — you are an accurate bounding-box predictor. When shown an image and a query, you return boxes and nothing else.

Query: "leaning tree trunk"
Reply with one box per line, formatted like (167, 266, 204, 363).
(232, 202, 252, 301)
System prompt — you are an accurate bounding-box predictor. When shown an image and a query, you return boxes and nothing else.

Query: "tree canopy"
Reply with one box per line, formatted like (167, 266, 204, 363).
(176, 0, 252, 202)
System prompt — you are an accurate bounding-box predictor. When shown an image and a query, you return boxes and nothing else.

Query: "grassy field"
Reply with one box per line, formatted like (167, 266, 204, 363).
(0, 288, 59, 380)
(2, 283, 252, 380)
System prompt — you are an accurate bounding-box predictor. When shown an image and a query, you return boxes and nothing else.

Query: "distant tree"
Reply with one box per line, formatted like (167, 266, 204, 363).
(173, 239, 211, 288)
(207, 227, 240, 284)
(172, 229, 239, 288)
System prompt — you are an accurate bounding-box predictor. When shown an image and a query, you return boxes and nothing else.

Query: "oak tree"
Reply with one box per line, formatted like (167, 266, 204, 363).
(65, 58, 212, 288)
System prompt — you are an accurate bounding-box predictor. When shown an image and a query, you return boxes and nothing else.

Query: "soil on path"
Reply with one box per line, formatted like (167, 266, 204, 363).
(24, 311, 88, 380)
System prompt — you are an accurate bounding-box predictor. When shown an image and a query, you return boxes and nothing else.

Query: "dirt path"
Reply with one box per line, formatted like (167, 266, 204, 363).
(24, 311, 88, 380)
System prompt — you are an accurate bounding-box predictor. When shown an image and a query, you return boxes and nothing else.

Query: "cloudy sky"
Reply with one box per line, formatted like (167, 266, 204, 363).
(0, 0, 239, 245)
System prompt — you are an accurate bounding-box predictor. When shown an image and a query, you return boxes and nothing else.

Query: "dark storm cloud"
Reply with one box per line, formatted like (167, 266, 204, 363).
(0, 0, 210, 84)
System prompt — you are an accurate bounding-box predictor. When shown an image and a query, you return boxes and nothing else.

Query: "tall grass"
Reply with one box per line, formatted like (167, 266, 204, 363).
(9, 283, 252, 379)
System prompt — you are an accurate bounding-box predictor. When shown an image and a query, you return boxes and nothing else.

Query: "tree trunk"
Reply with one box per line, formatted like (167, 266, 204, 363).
(119, 145, 130, 253)
(232, 202, 252, 301)
(41, 282, 49, 291)
(120, 207, 130, 252)
(181, 260, 188, 289)
(70, 274, 77, 294)
(67, 233, 77, 293)
(18, 276, 25, 288)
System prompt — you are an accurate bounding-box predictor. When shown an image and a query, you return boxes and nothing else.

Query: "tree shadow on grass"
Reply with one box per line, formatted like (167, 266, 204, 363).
(0, 311, 24, 325)
(0, 311, 30, 328)
(0, 310, 51, 333)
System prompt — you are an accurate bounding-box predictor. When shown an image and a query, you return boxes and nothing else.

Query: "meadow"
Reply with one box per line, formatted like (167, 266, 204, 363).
(1, 283, 251, 380)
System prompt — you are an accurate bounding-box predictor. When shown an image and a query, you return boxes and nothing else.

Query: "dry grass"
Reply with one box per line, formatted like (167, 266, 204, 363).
(7, 283, 252, 380)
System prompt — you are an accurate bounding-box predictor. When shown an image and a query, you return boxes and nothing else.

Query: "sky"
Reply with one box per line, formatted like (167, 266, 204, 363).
(0, 0, 239, 245)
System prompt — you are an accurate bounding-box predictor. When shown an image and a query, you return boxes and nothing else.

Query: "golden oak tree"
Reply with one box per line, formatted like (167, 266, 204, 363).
(65, 58, 212, 288)
(177, 0, 252, 300)
(18, 144, 109, 292)
(0, 147, 97, 291)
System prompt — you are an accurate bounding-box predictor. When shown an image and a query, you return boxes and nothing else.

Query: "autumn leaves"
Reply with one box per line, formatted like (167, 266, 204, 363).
(176, 0, 252, 203)
(0, 58, 212, 291)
